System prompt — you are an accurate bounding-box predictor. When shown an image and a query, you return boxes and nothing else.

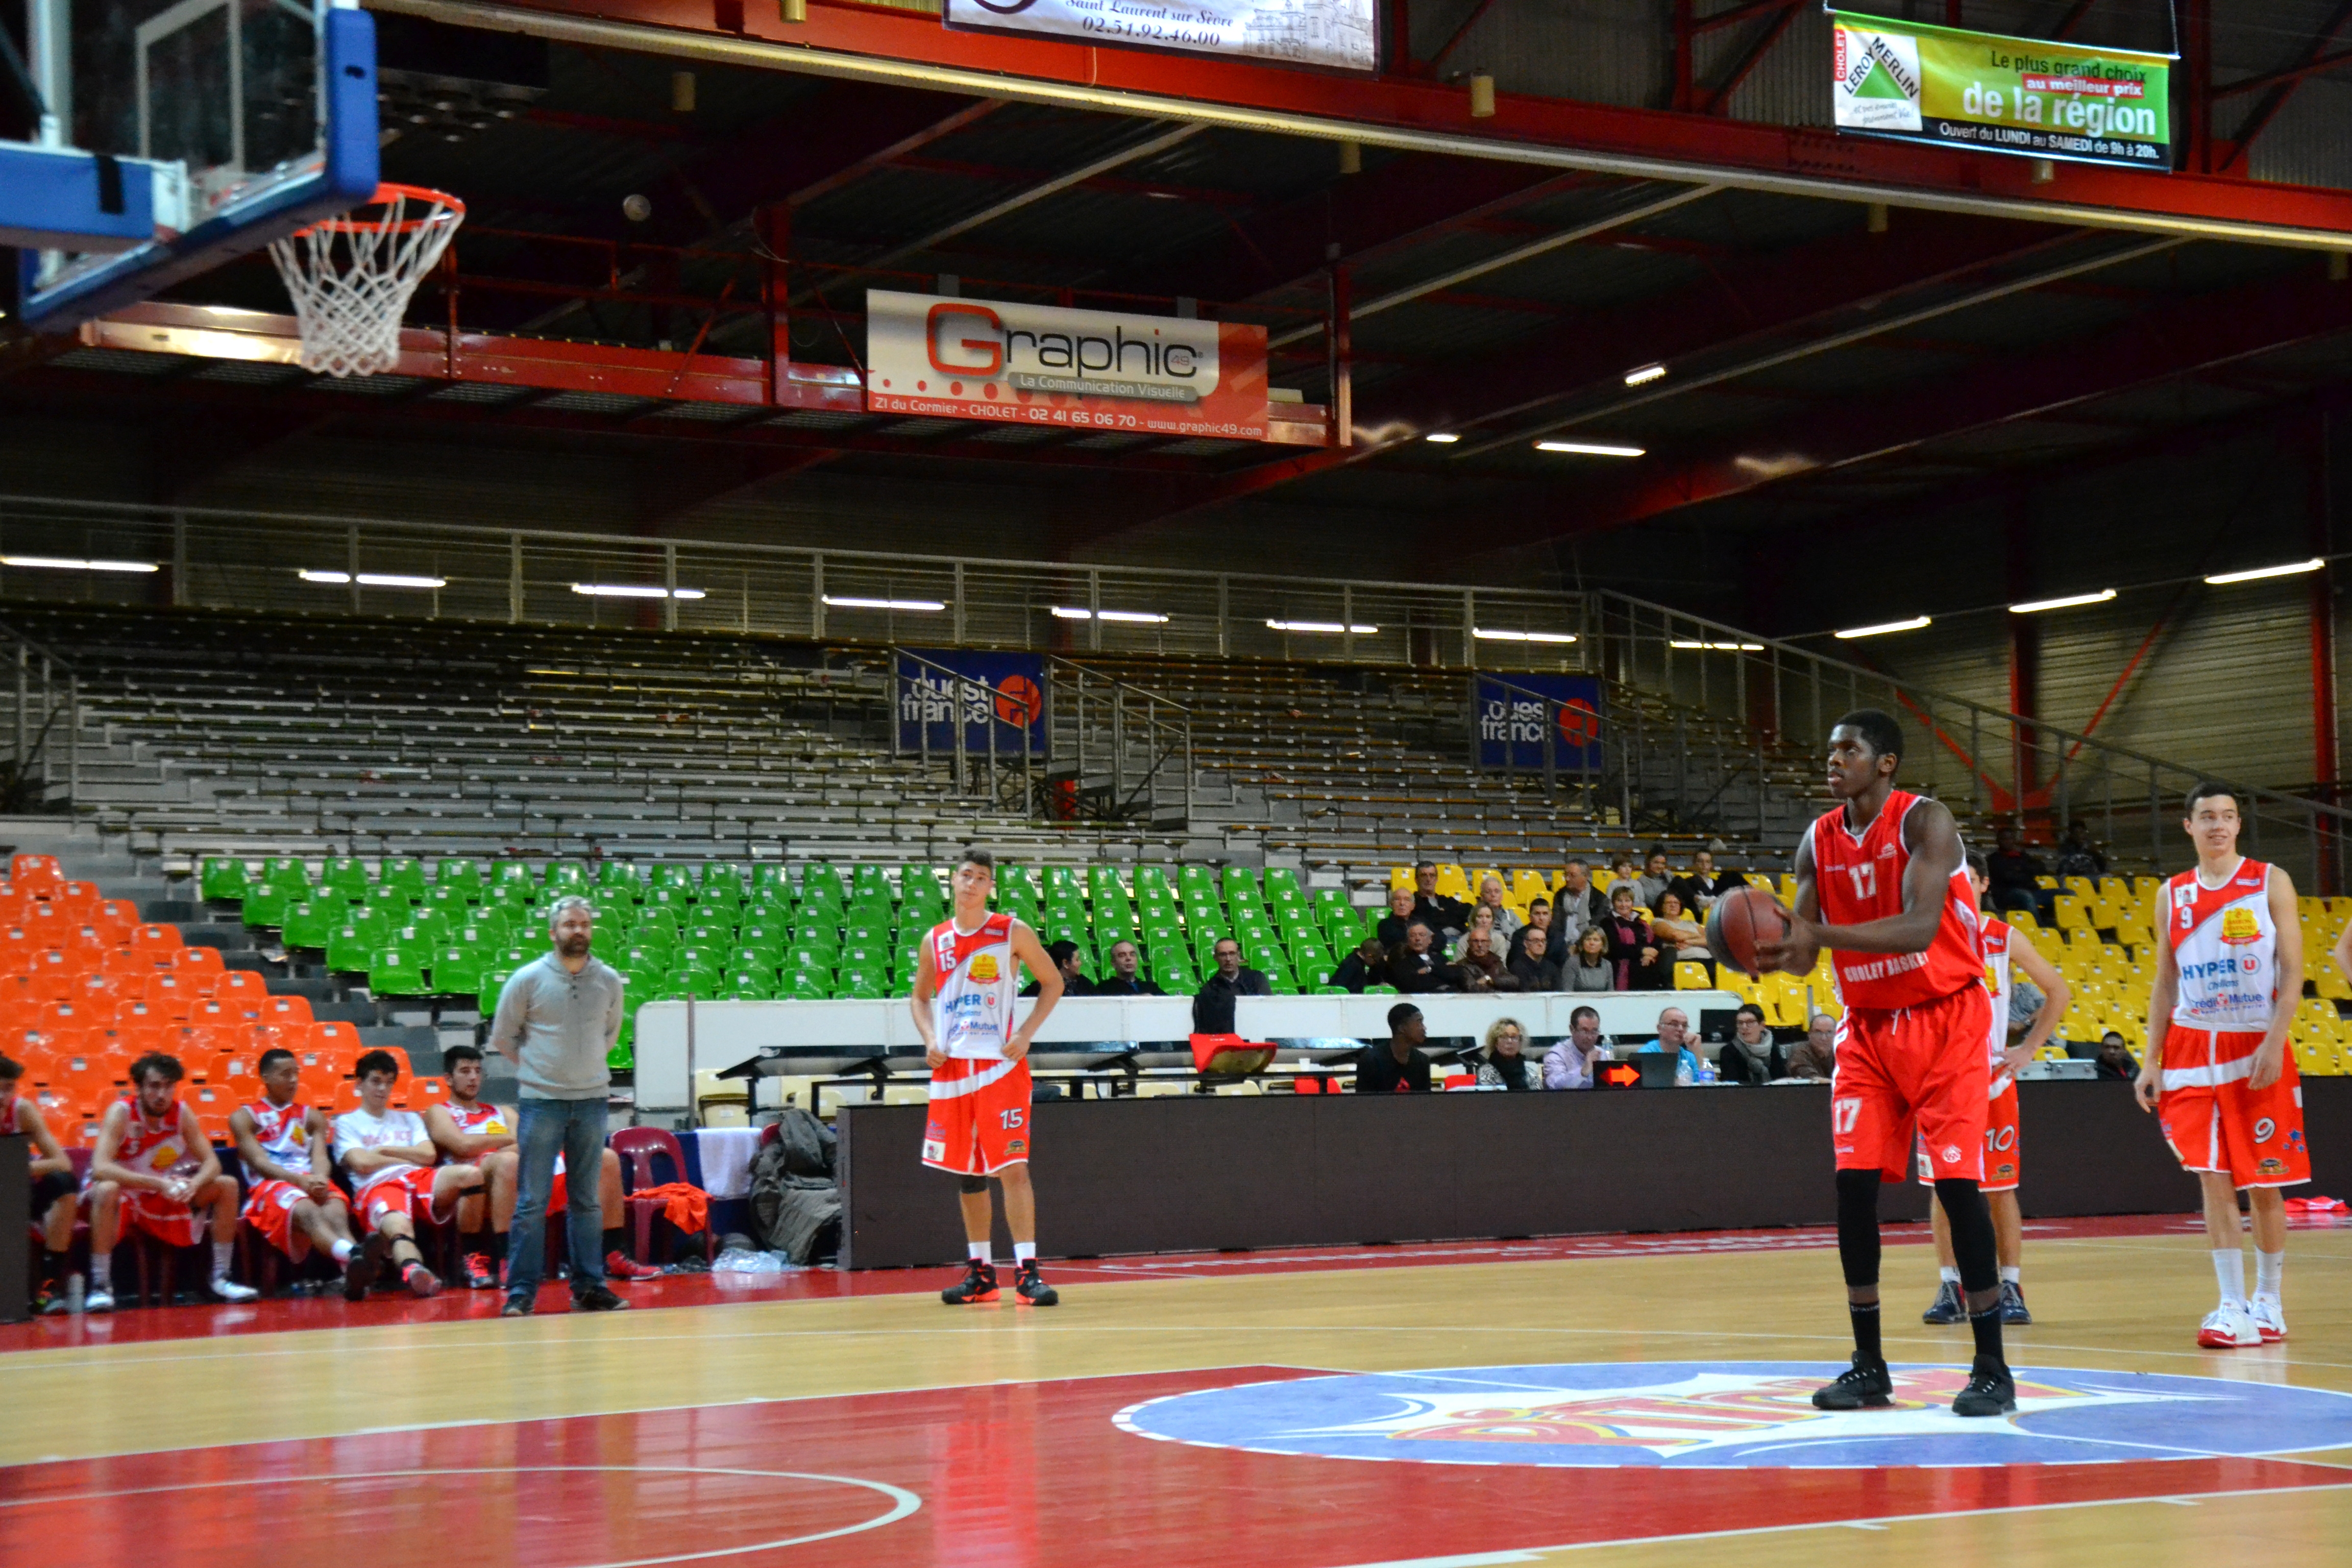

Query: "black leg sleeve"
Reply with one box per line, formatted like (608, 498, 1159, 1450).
(1835, 1167, 1883, 1288)
(1933, 1178, 1998, 1295)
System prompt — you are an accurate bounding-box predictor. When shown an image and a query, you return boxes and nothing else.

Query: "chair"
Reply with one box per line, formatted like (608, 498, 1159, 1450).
(608, 1126, 716, 1265)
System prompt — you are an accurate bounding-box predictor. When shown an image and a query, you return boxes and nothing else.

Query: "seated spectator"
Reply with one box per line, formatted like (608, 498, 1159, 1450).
(1450, 904, 1507, 965)
(1455, 926, 1518, 992)
(1356, 1003, 1433, 1093)
(1331, 936, 1386, 994)
(1509, 924, 1563, 992)
(1648, 891, 1710, 975)
(1564, 926, 1615, 992)
(1987, 825, 2055, 922)
(1601, 886, 1663, 990)
(1410, 860, 1471, 940)
(3, 1052, 81, 1315)
(1375, 885, 1417, 950)
(1474, 1018, 1539, 1091)
(1094, 939, 1166, 996)
(1508, 896, 1552, 963)
(1716, 1003, 1788, 1084)
(1387, 920, 1456, 994)
(1541, 1007, 1609, 1089)
(1784, 1012, 1839, 1081)
(1193, 938, 1270, 1034)
(2095, 1031, 2139, 1080)
(1471, 874, 1524, 947)
(1636, 847, 1673, 912)
(1667, 848, 1745, 916)
(1605, 853, 1640, 894)
(1553, 860, 1609, 945)
(2056, 819, 2109, 879)
(1022, 938, 1093, 997)
(84, 1052, 256, 1312)
(1633, 1004, 1706, 1083)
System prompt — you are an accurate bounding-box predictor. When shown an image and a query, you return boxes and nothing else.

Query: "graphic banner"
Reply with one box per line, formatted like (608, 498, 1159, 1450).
(1476, 674, 1603, 771)
(1830, 11, 2172, 171)
(943, 0, 1375, 73)
(866, 289, 1271, 440)
(896, 650, 1048, 757)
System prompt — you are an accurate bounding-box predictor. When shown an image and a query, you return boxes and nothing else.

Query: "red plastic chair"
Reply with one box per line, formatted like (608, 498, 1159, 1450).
(608, 1126, 716, 1266)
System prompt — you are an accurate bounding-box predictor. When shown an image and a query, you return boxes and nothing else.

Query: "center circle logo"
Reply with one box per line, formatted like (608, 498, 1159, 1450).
(1115, 1362, 2352, 1469)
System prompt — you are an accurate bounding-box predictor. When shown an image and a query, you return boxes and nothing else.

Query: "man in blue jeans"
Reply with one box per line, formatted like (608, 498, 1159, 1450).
(490, 894, 629, 1316)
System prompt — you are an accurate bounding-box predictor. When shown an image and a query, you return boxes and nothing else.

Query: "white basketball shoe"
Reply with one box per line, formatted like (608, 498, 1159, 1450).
(2247, 1293, 2287, 1344)
(2196, 1303, 2263, 1349)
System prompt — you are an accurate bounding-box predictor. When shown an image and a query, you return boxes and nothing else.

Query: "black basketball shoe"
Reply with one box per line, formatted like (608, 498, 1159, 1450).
(942, 1260, 999, 1305)
(1014, 1261, 1059, 1307)
(1952, 1357, 2018, 1417)
(1810, 1354, 1895, 1410)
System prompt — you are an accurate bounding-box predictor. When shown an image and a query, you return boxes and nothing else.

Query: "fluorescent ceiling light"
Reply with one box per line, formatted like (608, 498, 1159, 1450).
(298, 570, 448, 589)
(0, 555, 157, 573)
(1052, 606, 1170, 624)
(1474, 627, 1578, 644)
(821, 594, 943, 611)
(2008, 589, 2115, 614)
(1833, 616, 1931, 640)
(1424, 432, 1460, 444)
(2204, 559, 2323, 585)
(1670, 639, 1763, 651)
(573, 583, 708, 600)
(1623, 363, 1667, 386)
(1534, 440, 1646, 458)
(1267, 619, 1378, 634)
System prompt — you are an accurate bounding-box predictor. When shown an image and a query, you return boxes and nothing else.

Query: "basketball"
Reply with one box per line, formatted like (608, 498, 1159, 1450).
(1707, 884, 1793, 978)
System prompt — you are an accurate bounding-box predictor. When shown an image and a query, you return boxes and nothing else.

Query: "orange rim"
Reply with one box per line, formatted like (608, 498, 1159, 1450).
(305, 183, 466, 235)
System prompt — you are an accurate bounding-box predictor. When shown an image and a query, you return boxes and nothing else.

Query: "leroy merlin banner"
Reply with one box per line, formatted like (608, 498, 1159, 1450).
(1831, 11, 2172, 171)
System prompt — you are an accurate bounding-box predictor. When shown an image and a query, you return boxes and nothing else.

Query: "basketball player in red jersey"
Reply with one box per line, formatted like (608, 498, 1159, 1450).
(2141, 783, 2307, 1348)
(1756, 709, 2014, 1416)
(85, 1052, 259, 1311)
(911, 847, 1065, 1306)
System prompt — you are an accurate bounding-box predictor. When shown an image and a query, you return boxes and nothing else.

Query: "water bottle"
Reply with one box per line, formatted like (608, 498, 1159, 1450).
(1696, 1055, 1718, 1085)
(65, 1272, 84, 1315)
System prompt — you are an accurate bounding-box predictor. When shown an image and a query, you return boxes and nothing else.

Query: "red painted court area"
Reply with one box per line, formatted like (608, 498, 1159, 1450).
(5, 1365, 2343, 1567)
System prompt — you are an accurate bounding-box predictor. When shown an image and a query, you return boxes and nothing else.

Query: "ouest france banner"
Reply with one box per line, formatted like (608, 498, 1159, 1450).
(943, 0, 1375, 72)
(1830, 10, 2173, 172)
(865, 289, 1272, 440)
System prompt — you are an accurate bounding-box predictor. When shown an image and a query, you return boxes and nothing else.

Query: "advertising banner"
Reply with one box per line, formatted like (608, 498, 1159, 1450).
(943, 0, 1375, 73)
(896, 650, 1048, 757)
(1476, 674, 1604, 771)
(866, 289, 1271, 440)
(1830, 11, 2172, 172)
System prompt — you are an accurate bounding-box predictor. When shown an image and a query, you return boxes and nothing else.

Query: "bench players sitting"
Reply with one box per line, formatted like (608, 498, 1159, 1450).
(425, 1043, 656, 1290)
(1, 1052, 81, 1315)
(332, 1049, 484, 1298)
(84, 1052, 258, 1310)
(229, 1046, 364, 1294)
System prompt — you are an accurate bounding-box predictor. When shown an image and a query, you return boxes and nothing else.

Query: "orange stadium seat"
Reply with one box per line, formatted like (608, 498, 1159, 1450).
(259, 994, 314, 1026)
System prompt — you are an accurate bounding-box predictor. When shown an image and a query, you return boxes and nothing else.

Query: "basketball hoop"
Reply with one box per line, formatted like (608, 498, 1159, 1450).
(268, 184, 465, 379)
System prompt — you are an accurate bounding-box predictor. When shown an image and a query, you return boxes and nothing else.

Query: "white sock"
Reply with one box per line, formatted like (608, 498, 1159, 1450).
(2255, 1249, 2284, 1301)
(1013, 1242, 1036, 1265)
(2213, 1248, 2247, 1308)
(212, 1241, 234, 1281)
(1999, 1265, 2021, 1285)
(1939, 1266, 1959, 1284)
(89, 1253, 111, 1291)
(331, 1238, 354, 1264)
(968, 1241, 990, 1264)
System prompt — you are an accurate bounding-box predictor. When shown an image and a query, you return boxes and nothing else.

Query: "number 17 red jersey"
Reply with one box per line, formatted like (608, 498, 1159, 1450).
(1812, 789, 1985, 1011)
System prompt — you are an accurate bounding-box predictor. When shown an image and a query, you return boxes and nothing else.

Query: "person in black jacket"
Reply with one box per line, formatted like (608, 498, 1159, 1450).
(1356, 1003, 1433, 1093)
(1021, 939, 1093, 998)
(1331, 936, 1387, 994)
(1373, 885, 1418, 950)
(1552, 860, 1610, 945)
(1385, 921, 1457, 994)
(1666, 849, 1746, 917)
(1093, 939, 1165, 996)
(1507, 924, 1564, 991)
(1409, 861, 1472, 940)
(1192, 937, 1269, 1034)
(1715, 1003, 1788, 1084)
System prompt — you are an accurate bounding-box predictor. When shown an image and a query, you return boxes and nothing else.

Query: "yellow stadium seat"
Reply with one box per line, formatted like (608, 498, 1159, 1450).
(1672, 961, 1712, 990)
(1434, 864, 1470, 901)
(1388, 865, 1413, 890)
(2052, 895, 2091, 930)
(1511, 869, 1552, 906)
(2317, 967, 2352, 1002)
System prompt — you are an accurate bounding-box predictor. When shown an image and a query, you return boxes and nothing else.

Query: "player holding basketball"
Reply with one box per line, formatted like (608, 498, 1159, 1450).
(229, 1046, 364, 1292)
(1756, 709, 2014, 1416)
(1921, 851, 2069, 1327)
(912, 848, 1064, 1307)
(84, 1052, 259, 1310)
(2140, 782, 2307, 1348)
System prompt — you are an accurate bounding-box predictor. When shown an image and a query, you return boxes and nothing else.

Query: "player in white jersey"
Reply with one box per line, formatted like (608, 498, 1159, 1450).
(911, 847, 1064, 1307)
(2141, 782, 2307, 1349)
(333, 1048, 483, 1298)
(229, 1045, 362, 1293)
(1922, 852, 2069, 1328)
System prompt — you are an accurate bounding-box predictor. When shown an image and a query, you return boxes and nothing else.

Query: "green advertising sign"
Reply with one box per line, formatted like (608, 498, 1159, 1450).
(1831, 10, 2173, 172)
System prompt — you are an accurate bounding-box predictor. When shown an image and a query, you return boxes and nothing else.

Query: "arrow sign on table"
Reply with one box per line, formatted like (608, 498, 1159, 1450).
(1600, 1063, 1642, 1087)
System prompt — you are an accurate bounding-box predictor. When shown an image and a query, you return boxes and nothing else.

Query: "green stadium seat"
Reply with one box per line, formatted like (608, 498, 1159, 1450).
(279, 898, 338, 949)
(322, 858, 372, 899)
(1314, 985, 1349, 995)
(432, 945, 487, 995)
(651, 863, 695, 891)
(493, 861, 534, 887)
(434, 857, 484, 893)
(239, 880, 295, 926)
(362, 884, 413, 917)
(201, 858, 250, 903)
(369, 947, 430, 997)
(264, 856, 313, 891)
(785, 971, 829, 1000)
(597, 861, 645, 894)
(327, 917, 387, 973)
(545, 861, 588, 890)
(381, 858, 428, 898)
(726, 970, 777, 1000)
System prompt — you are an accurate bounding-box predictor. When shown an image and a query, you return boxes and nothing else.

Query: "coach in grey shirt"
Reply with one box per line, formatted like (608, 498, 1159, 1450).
(491, 894, 628, 1316)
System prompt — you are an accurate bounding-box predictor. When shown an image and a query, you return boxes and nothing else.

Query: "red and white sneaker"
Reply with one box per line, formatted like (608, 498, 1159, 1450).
(605, 1251, 662, 1283)
(2197, 1304, 2262, 1348)
(2248, 1294, 2287, 1343)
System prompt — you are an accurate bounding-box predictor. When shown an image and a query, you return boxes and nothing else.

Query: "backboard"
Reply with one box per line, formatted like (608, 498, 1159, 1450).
(8, 0, 378, 330)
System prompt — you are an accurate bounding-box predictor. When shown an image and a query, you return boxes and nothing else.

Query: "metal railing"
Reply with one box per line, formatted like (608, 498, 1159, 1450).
(0, 620, 78, 818)
(885, 647, 1037, 816)
(1043, 655, 1197, 827)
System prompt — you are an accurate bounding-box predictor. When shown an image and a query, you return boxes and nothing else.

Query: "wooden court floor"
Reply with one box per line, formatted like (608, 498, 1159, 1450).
(2, 1217, 2348, 1567)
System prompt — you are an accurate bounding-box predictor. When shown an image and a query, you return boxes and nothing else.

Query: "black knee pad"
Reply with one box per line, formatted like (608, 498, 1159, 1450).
(958, 1174, 989, 1194)
(1933, 1178, 1998, 1294)
(1835, 1167, 1882, 1288)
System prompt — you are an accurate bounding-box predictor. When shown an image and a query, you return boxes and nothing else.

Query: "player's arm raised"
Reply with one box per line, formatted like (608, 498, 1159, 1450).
(2251, 864, 2302, 1091)
(1004, 918, 1063, 1062)
(2005, 937, 2071, 1072)
(2138, 883, 2176, 1113)
(910, 951, 943, 1069)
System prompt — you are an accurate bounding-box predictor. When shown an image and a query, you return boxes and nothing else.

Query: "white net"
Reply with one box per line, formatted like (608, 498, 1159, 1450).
(268, 185, 465, 379)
